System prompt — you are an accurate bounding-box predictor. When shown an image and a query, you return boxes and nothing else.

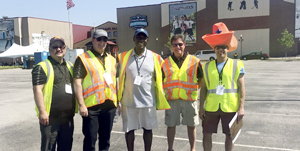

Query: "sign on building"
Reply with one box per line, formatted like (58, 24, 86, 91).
(169, 2, 197, 43)
(130, 14, 148, 29)
(32, 33, 52, 50)
(0, 20, 14, 52)
(295, 0, 300, 38)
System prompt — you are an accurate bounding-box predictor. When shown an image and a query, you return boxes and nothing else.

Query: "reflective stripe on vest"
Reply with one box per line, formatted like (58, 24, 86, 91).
(162, 54, 200, 101)
(118, 49, 171, 110)
(79, 51, 117, 107)
(35, 59, 76, 116)
(203, 58, 243, 112)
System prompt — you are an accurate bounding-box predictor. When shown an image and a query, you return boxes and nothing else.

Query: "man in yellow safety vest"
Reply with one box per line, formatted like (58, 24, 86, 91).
(32, 36, 76, 151)
(199, 22, 246, 151)
(162, 34, 203, 151)
(118, 28, 170, 151)
(73, 29, 117, 151)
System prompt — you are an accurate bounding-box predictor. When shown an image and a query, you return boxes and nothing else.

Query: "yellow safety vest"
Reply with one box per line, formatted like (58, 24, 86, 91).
(78, 50, 117, 107)
(118, 49, 170, 110)
(162, 55, 200, 101)
(203, 58, 244, 112)
(35, 59, 78, 116)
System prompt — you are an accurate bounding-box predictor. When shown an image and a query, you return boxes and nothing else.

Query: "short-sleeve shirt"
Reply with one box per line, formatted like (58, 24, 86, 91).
(216, 60, 245, 74)
(121, 48, 156, 108)
(31, 56, 75, 118)
(162, 53, 203, 80)
(173, 20, 181, 29)
(184, 20, 194, 29)
(73, 49, 108, 79)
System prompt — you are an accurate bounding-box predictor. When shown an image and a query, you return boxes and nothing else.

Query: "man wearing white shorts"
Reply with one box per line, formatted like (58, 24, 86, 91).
(118, 28, 169, 151)
(162, 34, 203, 151)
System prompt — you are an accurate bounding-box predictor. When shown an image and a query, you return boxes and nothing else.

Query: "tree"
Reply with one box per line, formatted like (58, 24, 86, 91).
(277, 29, 294, 57)
(164, 36, 172, 53)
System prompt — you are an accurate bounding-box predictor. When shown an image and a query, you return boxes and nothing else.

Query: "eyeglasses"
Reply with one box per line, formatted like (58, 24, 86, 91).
(215, 45, 228, 50)
(96, 37, 108, 42)
(52, 45, 66, 49)
(172, 43, 184, 47)
(135, 36, 147, 41)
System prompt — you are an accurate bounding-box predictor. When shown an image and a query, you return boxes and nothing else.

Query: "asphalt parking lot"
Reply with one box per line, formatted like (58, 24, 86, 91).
(0, 59, 299, 151)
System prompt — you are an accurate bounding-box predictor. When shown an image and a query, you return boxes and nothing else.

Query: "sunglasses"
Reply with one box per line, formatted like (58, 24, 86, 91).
(215, 45, 228, 50)
(52, 45, 66, 49)
(96, 37, 108, 42)
(135, 36, 147, 41)
(172, 43, 184, 47)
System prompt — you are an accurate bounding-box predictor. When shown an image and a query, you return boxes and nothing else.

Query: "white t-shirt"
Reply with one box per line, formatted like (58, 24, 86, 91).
(173, 20, 181, 29)
(184, 20, 194, 29)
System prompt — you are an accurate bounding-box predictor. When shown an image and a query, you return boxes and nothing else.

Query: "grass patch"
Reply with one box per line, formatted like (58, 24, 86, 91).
(0, 66, 23, 70)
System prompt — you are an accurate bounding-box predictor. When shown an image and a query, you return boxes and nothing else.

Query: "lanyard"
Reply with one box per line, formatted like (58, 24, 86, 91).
(133, 49, 147, 76)
(215, 59, 228, 85)
(96, 56, 106, 72)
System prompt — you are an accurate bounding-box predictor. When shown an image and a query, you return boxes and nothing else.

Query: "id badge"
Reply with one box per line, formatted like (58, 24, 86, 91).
(103, 72, 113, 85)
(65, 84, 72, 94)
(134, 76, 142, 86)
(216, 85, 224, 95)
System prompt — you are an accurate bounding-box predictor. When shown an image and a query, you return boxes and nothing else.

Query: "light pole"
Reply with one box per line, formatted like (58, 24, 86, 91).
(239, 34, 244, 56)
(41, 31, 45, 49)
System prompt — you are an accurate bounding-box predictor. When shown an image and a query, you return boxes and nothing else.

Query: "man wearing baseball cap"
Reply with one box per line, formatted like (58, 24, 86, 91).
(32, 36, 76, 151)
(117, 28, 170, 151)
(162, 34, 203, 151)
(73, 29, 117, 151)
(199, 22, 246, 151)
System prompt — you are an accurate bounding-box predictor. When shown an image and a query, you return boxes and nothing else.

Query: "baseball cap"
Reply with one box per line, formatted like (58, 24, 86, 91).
(49, 36, 65, 46)
(93, 29, 108, 38)
(134, 28, 148, 37)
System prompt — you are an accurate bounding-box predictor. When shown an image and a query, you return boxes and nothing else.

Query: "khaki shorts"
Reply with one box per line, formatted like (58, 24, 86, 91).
(165, 99, 199, 127)
(202, 108, 236, 134)
(121, 105, 158, 133)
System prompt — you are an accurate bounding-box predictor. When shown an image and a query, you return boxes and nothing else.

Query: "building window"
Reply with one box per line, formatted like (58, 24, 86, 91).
(107, 32, 111, 37)
(113, 31, 117, 37)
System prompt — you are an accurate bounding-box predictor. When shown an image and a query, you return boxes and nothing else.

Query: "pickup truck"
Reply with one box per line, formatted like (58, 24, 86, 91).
(193, 50, 216, 61)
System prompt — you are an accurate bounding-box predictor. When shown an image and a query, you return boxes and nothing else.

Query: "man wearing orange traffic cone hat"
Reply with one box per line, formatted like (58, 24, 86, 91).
(199, 22, 246, 151)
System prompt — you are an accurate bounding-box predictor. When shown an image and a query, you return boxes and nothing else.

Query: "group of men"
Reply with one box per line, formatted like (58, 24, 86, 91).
(32, 22, 245, 151)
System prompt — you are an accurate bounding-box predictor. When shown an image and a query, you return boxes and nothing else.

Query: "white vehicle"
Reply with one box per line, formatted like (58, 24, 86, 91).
(194, 50, 216, 61)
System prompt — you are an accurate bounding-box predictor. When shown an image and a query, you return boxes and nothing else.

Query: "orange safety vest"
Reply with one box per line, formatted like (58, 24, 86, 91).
(78, 50, 117, 107)
(162, 54, 200, 101)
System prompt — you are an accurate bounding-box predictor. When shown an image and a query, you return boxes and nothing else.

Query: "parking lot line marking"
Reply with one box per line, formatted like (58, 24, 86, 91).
(112, 131, 300, 151)
(247, 112, 300, 117)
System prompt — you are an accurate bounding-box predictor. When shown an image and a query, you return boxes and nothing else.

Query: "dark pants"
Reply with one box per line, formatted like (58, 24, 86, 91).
(40, 117, 74, 151)
(82, 100, 117, 151)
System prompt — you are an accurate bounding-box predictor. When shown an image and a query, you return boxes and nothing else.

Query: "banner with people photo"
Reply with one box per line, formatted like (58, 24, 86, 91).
(169, 2, 197, 43)
(0, 20, 14, 52)
(296, 0, 300, 38)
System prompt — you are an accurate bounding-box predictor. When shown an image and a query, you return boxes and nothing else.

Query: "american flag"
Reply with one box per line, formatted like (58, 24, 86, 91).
(66, 0, 75, 10)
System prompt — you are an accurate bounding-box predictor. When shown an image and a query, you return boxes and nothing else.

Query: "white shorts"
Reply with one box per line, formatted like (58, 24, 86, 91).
(165, 99, 199, 127)
(121, 105, 158, 133)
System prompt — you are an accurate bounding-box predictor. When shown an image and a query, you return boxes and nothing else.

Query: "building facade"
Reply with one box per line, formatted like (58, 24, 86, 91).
(0, 17, 73, 64)
(117, 0, 299, 57)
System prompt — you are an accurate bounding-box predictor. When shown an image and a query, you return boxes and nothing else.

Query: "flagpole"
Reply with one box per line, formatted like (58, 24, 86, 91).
(68, 9, 72, 49)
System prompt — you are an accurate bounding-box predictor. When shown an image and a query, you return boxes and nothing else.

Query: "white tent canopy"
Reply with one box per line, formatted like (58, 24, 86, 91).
(0, 43, 48, 58)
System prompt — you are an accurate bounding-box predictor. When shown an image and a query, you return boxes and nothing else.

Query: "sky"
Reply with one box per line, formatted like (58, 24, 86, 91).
(2, 0, 179, 27)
